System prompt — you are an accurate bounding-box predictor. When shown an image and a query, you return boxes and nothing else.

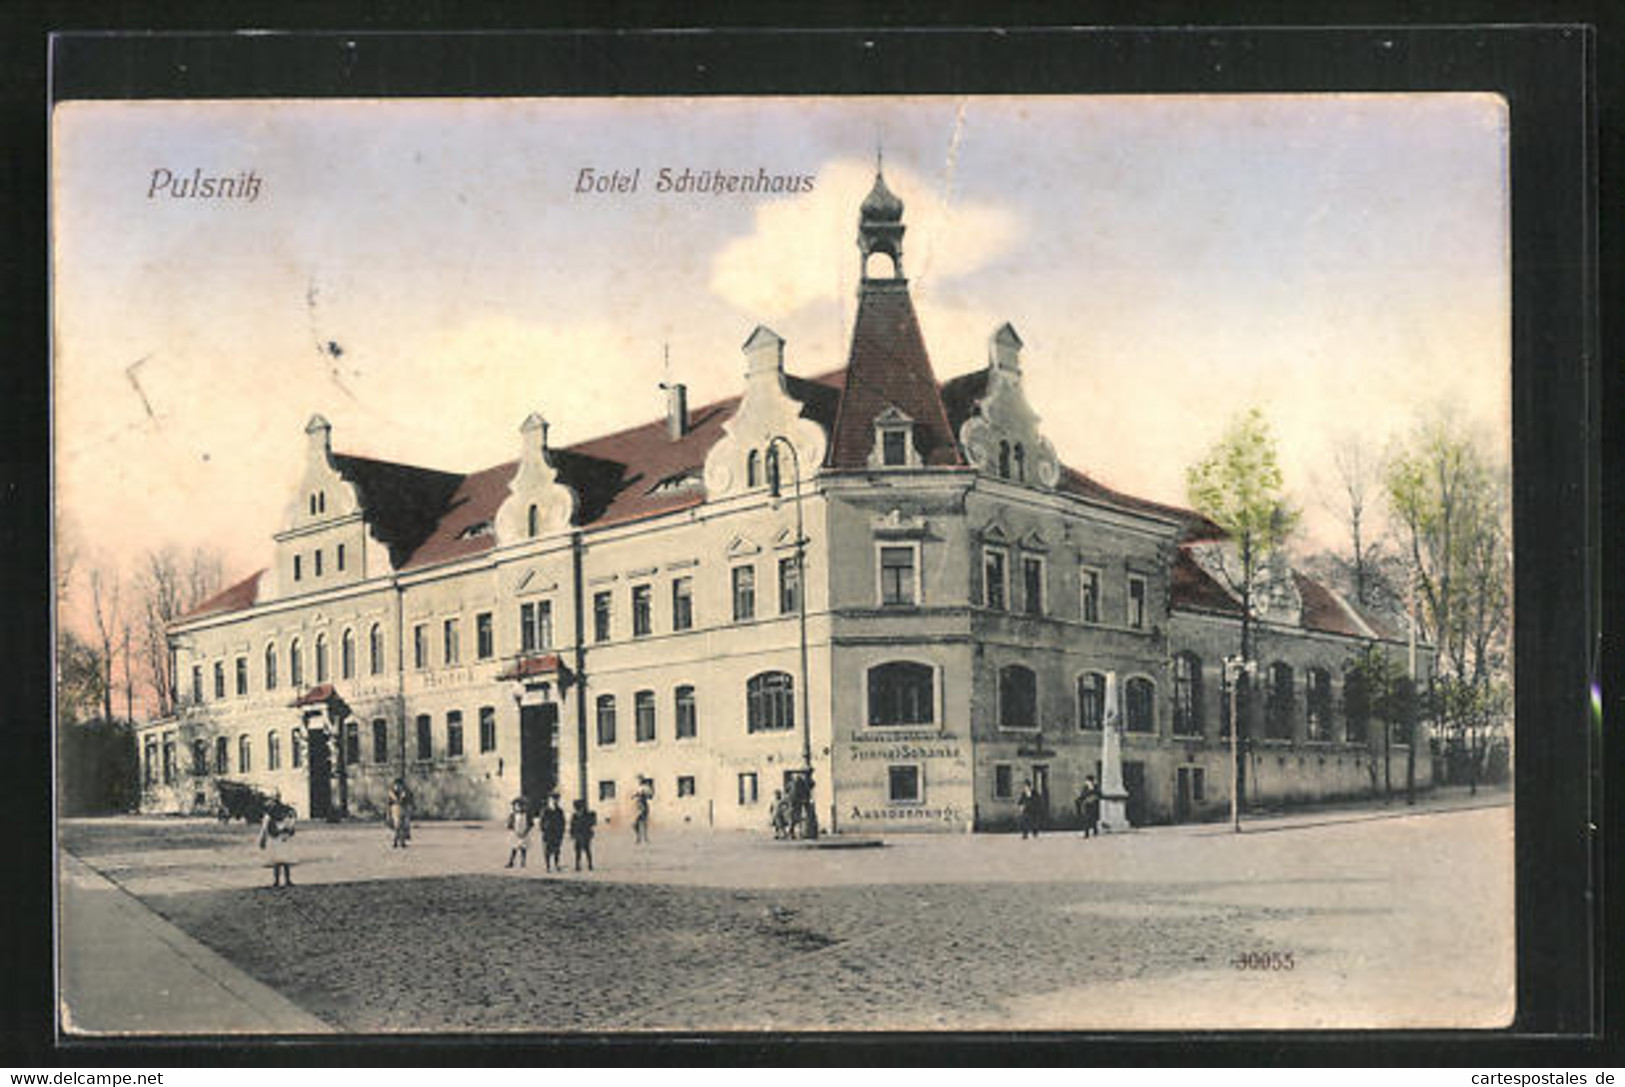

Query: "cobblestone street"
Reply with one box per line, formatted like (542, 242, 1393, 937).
(59, 792, 1513, 1033)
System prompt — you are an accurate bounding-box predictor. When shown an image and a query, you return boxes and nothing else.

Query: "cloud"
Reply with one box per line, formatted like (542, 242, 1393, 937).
(708, 158, 1023, 318)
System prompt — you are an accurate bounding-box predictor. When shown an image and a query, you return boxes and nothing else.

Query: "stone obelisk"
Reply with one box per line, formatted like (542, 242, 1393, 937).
(1098, 670, 1130, 830)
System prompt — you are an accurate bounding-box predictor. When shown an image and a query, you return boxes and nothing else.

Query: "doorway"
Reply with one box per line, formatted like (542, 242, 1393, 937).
(1175, 766, 1198, 822)
(1123, 761, 1147, 826)
(306, 727, 332, 820)
(1030, 763, 1051, 823)
(519, 703, 558, 813)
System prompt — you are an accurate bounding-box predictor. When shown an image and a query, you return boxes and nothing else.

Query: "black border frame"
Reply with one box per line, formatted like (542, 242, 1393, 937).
(3, 10, 1607, 1067)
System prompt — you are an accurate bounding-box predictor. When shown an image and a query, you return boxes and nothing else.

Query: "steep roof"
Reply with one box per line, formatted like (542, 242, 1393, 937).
(1171, 549, 1244, 616)
(184, 569, 266, 620)
(827, 284, 963, 469)
(1170, 546, 1408, 644)
(332, 453, 465, 568)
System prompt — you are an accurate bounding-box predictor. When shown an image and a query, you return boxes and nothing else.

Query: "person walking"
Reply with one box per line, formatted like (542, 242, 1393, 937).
(387, 778, 412, 849)
(1017, 780, 1041, 840)
(569, 798, 597, 872)
(632, 779, 651, 845)
(505, 797, 534, 869)
(770, 789, 789, 839)
(540, 794, 566, 872)
(1076, 775, 1101, 839)
(258, 793, 299, 888)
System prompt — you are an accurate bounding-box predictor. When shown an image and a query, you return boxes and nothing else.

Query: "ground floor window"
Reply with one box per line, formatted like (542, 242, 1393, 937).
(345, 721, 362, 766)
(993, 763, 1014, 799)
(1125, 677, 1155, 733)
(191, 740, 208, 776)
(238, 735, 252, 773)
(373, 719, 389, 763)
(1077, 672, 1104, 730)
(416, 715, 432, 760)
(867, 661, 934, 726)
(746, 671, 794, 732)
(888, 764, 922, 803)
(599, 780, 616, 802)
(446, 711, 464, 757)
(215, 735, 229, 775)
(292, 732, 304, 768)
(998, 664, 1038, 729)
(479, 707, 496, 753)
(677, 775, 696, 797)
(737, 771, 759, 805)
(267, 731, 282, 770)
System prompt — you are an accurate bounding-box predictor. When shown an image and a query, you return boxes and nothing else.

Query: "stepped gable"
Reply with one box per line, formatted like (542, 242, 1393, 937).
(181, 569, 265, 621)
(827, 285, 964, 469)
(331, 453, 465, 569)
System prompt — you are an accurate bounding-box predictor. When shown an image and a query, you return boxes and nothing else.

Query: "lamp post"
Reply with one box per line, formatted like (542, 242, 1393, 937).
(1224, 655, 1255, 833)
(767, 434, 816, 839)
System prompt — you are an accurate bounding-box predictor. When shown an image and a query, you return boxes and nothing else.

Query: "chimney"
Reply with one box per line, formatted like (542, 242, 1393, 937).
(662, 382, 688, 441)
(989, 323, 1024, 376)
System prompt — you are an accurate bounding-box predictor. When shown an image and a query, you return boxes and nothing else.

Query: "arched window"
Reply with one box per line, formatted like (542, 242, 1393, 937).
(267, 730, 282, 770)
(1267, 662, 1295, 740)
(289, 638, 303, 689)
(372, 718, 389, 763)
(341, 628, 355, 679)
(215, 735, 229, 774)
(1125, 676, 1155, 733)
(369, 624, 384, 675)
(746, 671, 795, 732)
(998, 664, 1038, 729)
(867, 662, 935, 726)
(1077, 671, 1105, 730)
(1172, 652, 1203, 735)
(238, 734, 252, 773)
(527, 503, 539, 538)
(674, 685, 697, 739)
(595, 695, 617, 746)
(634, 690, 656, 742)
(264, 643, 278, 690)
(1343, 665, 1370, 744)
(315, 633, 329, 684)
(1013, 443, 1026, 482)
(191, 739, 209, 776)
(998, 440, 1011, 479)
(1306, 667, 1333, 741)
(746, 449, 761, 488)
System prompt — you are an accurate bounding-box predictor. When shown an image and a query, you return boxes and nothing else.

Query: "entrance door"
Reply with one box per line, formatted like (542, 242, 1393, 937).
(1175, 766, 1193, 823)
(1123, 761, 1147, 827)
(306, 728, 333, 821)
(519, 703, 558, 812)
(1030, 764, 1051, 823)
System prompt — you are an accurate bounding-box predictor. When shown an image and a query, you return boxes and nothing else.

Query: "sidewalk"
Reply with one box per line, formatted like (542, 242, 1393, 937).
(58, 851, 334, 1036)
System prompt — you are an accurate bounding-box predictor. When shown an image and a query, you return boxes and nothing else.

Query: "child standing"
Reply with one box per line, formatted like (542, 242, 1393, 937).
(258, 794, 298, 888)
(505, 797, 534, 869)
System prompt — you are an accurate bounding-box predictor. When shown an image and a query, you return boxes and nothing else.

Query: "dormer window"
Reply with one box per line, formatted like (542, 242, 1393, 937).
(882, 429, 907, 466)
(458, 520, 493, 540)
(869, 406, 918, 470)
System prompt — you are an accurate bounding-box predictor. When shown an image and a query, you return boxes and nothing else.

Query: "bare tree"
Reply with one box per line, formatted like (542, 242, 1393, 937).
(1329, 436, 1375, 606)
(88, 565, 121, 724)
(135, 545, 225, 717)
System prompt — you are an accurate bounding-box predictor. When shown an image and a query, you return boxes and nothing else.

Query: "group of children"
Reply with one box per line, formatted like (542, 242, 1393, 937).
(505, 794, 597, 872)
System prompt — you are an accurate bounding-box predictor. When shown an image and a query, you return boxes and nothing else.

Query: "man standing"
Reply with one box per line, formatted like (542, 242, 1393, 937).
(540, 794, 566, 872)
(1076, 775, 1101, 839)
(1017, 780, 1041, 840)
(632, 779, 651, 845)
(569, 798, 597, 872)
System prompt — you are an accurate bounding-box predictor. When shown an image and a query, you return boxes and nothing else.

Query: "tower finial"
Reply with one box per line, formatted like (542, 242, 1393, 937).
(877, 138, 884, 175)
(858, 163, 905, 280)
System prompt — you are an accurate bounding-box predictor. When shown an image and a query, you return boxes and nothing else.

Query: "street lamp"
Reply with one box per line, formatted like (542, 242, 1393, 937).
(766, 434, 817, 839)
(1224, 655, 1256, 833)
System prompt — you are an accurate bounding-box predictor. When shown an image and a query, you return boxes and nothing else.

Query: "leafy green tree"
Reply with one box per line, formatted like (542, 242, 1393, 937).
(1186, 407, 1299, 806)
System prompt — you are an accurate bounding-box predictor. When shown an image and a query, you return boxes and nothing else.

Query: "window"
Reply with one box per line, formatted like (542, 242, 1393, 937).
(1079, 567, 1100, 623)
(675, 685, 697, 739)
(344, 721, 361, 766)
(527, 503, 539, 538)
(867, 662, 934, 726)
(191, 739, 208, 776)
(1343, 666, 1369, 744)
(599, 780, 617, 802)
(191, 664, 203, 703)
(672, 577, 694, 631)
(881, 428, 908, 466)
(778, 556, 801, 615)
(677, 775, 696, 797)
(479, 706, 496, 753)
(520, 599, 553, 653)
(315, 633, 329, 683)
(1126, 677, 1155, 733)
(1306, 667, 1333, 741)
(1172, 652, 1203, 736)
(238, 735, 252, 773)
(290, 639, 303, 688)
(415, 715, 432, 760)
(144, 741, 157, 785)
(888, 765, 922, 803)
(213, 661, 225, 699)
(372, 718, 389, 763)
(443, 618, 460, 665)
(998, 664, 1038, 729)
(215, 736, 229, 774)
(337, 543, 346, 571)
(468, 612, 490, 660)
(1022, 555, 1044, 616)
(880, 545, 917, 606)
(341, 628, 355, 679)
(593, 591, 612, 642)
(993, 764, 1015, 800)
(309, 494, 317, 516)
(235, 657, 248, 696)
(314, 549, 323, 577)
(635, 690, 656, 742)
(1077, 672, 1105, 730)
(1192, 767, 1207, 802)
(746, 449, 760, 488)
(265, 643, 278, 689)
(446, 711, 464, 757)
(293, 554, 302, 582)
(746, 671, 795, 732)
(765, 446, 782, 494)
(983, 548, 1007, 610)
(1127, 575, 1147, 630)
(1013, 443, 1026, 482)
(413, 625, 427, 670)
(732, 565, 756, 622)
(737, 772, 759, 805)
(369, 624, 383, 675)
(267, 731, 281, 770)
(292, 731, 304, 769)
(1267, 662, 1295, 740)
(162, 736, 175, 784)
(595, 694, 617, 746)
(632, 585, 653, 637)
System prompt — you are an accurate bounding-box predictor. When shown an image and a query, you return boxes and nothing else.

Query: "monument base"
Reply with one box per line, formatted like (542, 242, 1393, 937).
(1098, 794, 1130, 832)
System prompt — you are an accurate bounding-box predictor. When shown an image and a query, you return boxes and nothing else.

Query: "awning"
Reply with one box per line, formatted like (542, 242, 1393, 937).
(289, 683, 337, 708)
(497, 654, 567, 682)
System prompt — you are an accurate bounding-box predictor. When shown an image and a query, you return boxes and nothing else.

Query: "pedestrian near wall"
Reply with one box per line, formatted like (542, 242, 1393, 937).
(632, 779, 651, 845)
(540, 794, 566, 872)
(1017, 780, 1041, 840)
(569, 798, 597, 871)
(506, 797, 534, 869)
(1076, 775, 1101, 839)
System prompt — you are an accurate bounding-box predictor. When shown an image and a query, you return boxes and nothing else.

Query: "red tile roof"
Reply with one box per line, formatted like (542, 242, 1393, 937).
(289, 683, 336, 708)
(1171, 548, 1244, 616)
(1059, 465, 1223, 543)
(1294, 571, 1403, 641)
(827, 283, 963, 469)
(183, 569, 265, 620)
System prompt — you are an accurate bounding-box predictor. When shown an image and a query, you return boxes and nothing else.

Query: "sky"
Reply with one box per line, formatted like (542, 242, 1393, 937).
(53, 94, 1510, 629)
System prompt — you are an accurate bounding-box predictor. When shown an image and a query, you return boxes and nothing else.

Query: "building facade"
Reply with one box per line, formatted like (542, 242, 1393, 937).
(137, 172, 1430, 832)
